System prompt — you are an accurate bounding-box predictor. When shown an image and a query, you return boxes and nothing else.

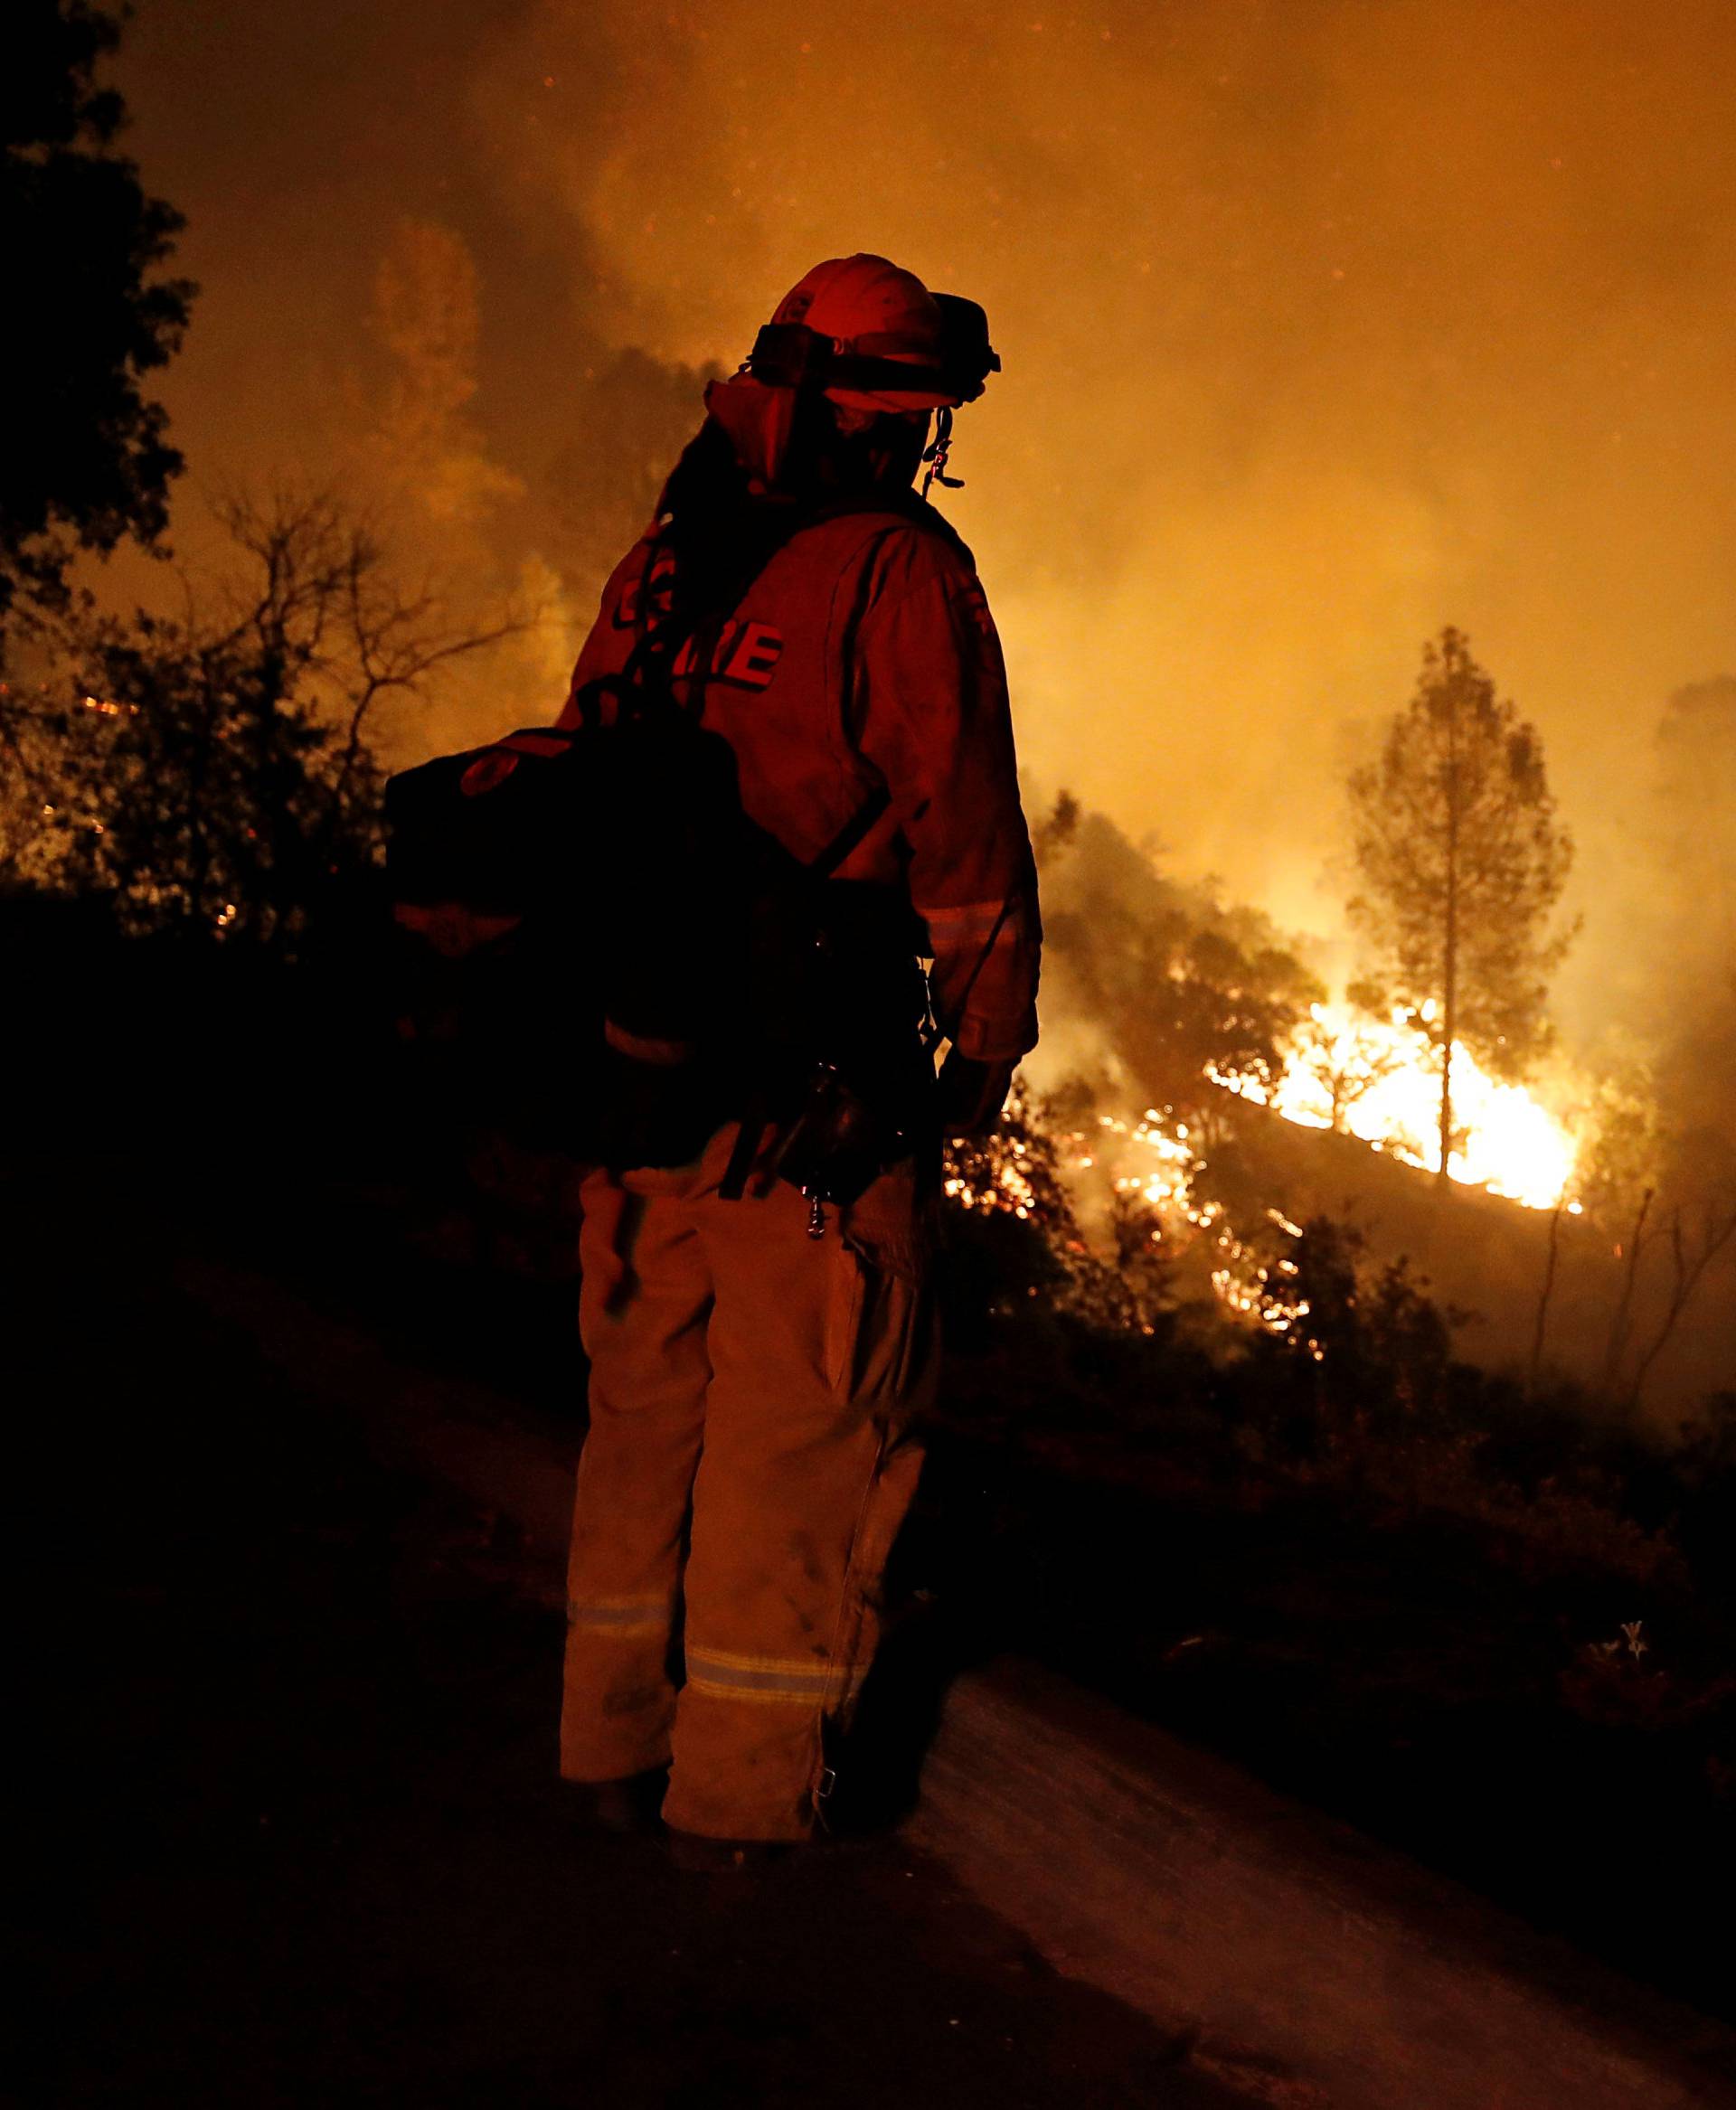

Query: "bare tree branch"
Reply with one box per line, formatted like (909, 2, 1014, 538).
(1627, 1202, 1736, 1408)
(14, 485, 524, 954)
(1529, 1198, 1564, 1390)
(1600, 1186, 1655, 1398)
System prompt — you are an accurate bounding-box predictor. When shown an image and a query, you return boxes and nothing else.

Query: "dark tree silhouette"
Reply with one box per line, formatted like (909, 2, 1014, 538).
(1348, 626, 1574, 1190)
(6, 492, 521, 951)
(939, 1081, 1172, 1339)
(1036, 800, 1320, 1126)
(1, 1, 195, 635)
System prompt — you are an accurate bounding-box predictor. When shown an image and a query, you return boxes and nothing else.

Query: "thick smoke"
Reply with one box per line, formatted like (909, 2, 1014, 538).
(112, 0, 1736, 1060)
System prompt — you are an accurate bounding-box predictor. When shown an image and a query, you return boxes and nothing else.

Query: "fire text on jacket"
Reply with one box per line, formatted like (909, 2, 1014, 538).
(671, 617, 785, 691)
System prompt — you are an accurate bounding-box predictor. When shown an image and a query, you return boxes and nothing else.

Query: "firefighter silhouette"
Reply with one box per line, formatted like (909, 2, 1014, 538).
(557, 255, 1042, 1863)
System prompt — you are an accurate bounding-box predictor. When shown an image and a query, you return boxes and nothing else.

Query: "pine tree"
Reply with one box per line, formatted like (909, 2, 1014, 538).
(1348, 626, 1574, 1190)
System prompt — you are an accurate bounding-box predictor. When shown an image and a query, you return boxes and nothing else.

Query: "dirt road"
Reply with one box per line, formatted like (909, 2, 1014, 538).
(32, 1184, 1241, 2108)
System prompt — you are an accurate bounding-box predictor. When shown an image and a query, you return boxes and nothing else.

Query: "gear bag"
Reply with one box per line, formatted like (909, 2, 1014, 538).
(383, 512, 931, 1173)
(385, 715, 920, 1170)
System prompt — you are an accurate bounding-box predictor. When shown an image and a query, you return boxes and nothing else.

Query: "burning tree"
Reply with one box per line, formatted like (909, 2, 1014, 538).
(1286, 982, 1404, 1135)
(1347, 627, 1575, 1191)
(1035, 798, 1319, 1127)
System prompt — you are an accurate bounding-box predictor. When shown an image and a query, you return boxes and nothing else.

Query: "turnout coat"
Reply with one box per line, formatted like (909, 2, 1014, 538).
(556, 499, 1042, 1068)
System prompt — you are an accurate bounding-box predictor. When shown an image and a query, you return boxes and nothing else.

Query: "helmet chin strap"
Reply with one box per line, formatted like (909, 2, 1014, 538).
(920, 407, 965, 499)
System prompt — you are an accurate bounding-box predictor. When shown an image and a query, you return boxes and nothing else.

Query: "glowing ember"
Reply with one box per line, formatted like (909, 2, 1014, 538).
(1106, 1111, 1323, 1352)
(1110, 1112, 1205, 1224)
(942, 1133, 1037, 1219)
(1218, 1000, 1580, 1210)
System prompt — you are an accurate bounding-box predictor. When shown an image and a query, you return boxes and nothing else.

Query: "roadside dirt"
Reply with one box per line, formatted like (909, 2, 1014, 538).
(29, 1173, 1247, 2109)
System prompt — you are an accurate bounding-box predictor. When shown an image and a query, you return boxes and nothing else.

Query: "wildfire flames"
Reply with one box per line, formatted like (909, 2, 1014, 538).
(1099, 1114, 1321, 1351)
(1217, 1001, 1580, 1211)
(948, 993, 1585, 1356)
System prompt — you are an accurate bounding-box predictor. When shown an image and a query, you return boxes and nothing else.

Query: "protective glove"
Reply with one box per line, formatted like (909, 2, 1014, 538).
(936, 1050, 1015, 1138)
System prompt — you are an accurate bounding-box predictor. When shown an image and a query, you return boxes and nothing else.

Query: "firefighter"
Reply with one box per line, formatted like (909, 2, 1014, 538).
(556, 254, 1041, 1866)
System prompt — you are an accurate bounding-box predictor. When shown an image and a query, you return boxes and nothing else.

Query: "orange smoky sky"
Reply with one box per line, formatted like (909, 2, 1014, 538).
(118, 0, 1735, 1035)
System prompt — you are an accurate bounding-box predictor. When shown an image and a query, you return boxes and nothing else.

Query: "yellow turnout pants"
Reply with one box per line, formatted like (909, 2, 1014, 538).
(560, 1126, 937, 1841)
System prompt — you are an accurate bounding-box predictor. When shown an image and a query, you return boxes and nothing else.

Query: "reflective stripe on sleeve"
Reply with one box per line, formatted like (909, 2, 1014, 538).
(915, 897, 1011, 947)
(565, 1595, 671, 1638)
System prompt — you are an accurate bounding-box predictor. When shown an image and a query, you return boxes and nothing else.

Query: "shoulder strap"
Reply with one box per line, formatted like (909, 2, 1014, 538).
(806, 782, 890, 880)
(640, 499, 823, 717)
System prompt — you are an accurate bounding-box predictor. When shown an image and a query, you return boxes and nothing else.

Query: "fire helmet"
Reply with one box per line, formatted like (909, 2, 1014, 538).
(693, 253, 997, 496)
(747, 253, 998, 414)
